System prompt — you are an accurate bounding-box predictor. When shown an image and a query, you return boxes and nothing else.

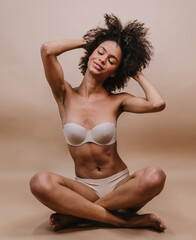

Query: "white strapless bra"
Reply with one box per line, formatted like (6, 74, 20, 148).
(63, 122, 116, 146)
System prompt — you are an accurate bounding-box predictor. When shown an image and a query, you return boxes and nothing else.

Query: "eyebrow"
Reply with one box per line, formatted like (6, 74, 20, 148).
(100, 46, 119, 62)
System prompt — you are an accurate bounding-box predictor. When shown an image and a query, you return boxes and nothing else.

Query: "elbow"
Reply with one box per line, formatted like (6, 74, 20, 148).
(152, 100, 166, 112)
(40, 42, 52, 56)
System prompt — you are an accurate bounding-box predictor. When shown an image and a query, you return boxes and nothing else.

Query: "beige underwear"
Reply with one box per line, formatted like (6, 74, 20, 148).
(75, 168, 130, 198)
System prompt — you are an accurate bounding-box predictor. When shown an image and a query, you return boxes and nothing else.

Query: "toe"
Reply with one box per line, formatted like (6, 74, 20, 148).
(155, 218, 166, 231)
(149, 213, 166, 232)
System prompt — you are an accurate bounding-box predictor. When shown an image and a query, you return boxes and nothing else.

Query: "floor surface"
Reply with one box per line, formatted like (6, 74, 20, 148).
(1, 150, 196, 240)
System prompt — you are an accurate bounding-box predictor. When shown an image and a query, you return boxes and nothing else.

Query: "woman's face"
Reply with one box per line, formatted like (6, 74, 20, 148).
(87, 40, 122, 80)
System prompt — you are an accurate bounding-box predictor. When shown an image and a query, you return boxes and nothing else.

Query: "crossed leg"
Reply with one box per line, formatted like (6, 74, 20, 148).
(30, 166, 166, 231)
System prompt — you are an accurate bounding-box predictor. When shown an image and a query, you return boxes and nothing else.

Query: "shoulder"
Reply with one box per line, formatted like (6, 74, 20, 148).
(110, 92, 134, 102)
(110, 91, 139, 114)
(64, 80, 73, 91)
(108, 92, 134, 115)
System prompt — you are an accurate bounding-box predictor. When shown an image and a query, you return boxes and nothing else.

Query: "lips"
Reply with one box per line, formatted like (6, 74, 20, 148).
(93, 61, 103, 70)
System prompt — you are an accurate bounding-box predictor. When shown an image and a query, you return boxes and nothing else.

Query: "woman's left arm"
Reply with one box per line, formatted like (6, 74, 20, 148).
(121, 72, 166, 113)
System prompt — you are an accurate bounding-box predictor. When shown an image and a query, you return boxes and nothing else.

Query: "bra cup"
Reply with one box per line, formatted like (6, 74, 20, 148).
(91, 123, 115, 144)
(63, 122, 116, 146)
(63, 124, 87, 145)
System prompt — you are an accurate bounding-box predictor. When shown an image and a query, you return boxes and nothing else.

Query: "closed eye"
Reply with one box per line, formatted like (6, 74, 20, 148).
(109, 59, 114, 65)
(98, 51, 103, 55)
(98, 50, 115, 65)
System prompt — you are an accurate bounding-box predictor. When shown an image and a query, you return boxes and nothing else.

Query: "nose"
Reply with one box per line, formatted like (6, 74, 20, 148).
(99, 55, 107, 65)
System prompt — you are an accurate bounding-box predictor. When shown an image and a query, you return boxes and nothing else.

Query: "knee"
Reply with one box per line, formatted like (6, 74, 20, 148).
(29, 171, 54, 199)
(140, 166, 166, 195)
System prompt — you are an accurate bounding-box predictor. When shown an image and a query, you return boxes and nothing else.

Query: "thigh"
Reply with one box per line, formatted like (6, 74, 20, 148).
(33, 171, 100, 202)
(95, 167, 153, 210)
(98, 166, 165, 211)
(114, 166, 164, 191)
(114, 167, 145, 190)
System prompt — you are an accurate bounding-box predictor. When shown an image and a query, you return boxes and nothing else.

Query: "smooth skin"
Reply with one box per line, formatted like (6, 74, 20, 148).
(30, 39, 166, 231)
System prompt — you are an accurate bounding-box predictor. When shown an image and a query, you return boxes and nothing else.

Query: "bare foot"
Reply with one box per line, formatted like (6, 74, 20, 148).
(50, 213, 82, 231)
(50, 212, 166, 232)
(124, 213, 167, 232)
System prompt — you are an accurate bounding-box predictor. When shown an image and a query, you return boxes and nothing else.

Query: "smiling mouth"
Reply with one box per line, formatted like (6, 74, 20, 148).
(93, 61, 103, 70)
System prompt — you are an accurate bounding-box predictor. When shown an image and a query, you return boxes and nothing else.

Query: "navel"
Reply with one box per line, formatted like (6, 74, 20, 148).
(97, 167, 101, 172)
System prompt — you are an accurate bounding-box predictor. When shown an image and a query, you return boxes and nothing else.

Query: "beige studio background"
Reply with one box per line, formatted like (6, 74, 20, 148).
(0, 0, 196, 240)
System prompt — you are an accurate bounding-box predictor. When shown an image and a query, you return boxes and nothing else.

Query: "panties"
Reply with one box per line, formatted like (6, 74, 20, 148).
(75, 168, 130, 198)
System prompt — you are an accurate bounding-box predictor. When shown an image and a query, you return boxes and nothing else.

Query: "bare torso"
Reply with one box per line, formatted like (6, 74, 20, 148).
(58, 82, 127, 179)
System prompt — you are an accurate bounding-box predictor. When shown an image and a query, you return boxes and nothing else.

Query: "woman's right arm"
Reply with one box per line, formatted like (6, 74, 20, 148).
(40, 39, 86, 103)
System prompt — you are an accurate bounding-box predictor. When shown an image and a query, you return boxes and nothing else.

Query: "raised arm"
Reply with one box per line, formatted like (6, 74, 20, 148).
(40, 39, 86, 103)
(121, 72, 166, 113)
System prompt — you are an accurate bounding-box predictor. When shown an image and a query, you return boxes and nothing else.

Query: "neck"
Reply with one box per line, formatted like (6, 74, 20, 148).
(77, 70, 108, 98)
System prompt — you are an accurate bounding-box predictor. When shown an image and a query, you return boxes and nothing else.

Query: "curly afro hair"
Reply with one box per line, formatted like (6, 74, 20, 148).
(79, 13, 153, 93)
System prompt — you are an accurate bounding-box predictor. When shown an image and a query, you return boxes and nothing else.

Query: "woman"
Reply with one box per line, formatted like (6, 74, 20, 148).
(30, 14, 166, 232)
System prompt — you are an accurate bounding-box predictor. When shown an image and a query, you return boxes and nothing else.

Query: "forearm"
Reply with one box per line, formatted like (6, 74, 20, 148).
(41, 39, 86, 56)
(133, 72, 165, 108)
